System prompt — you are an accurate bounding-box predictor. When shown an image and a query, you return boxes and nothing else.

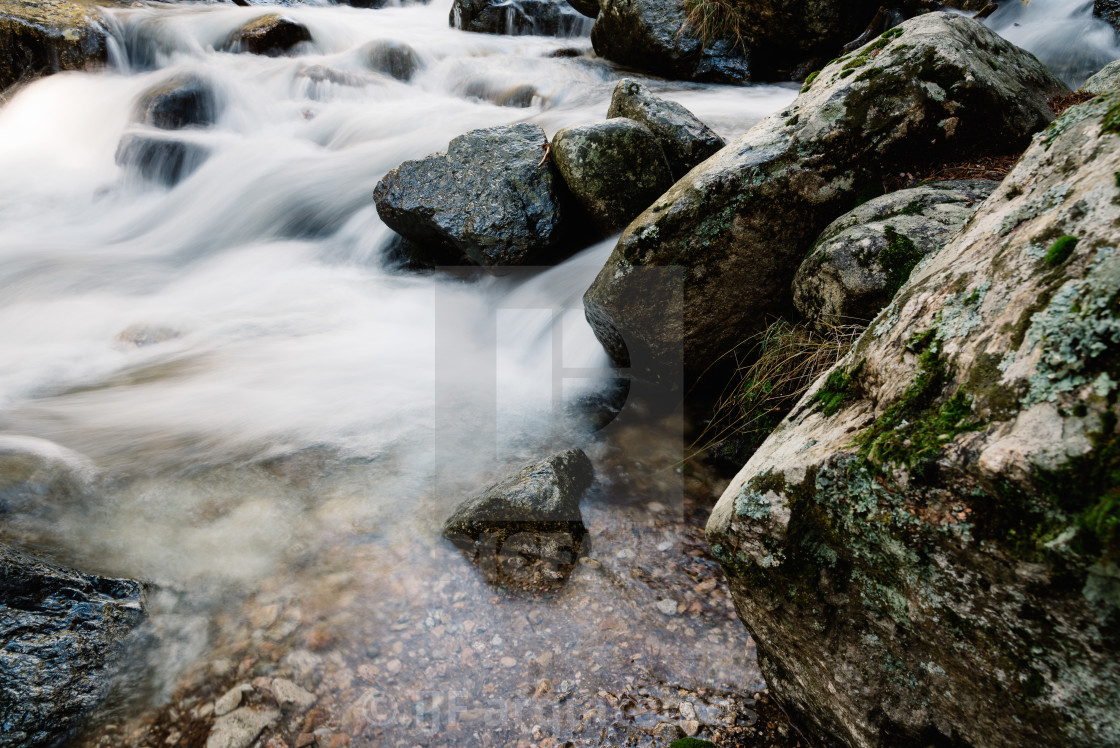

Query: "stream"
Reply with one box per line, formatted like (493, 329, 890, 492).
(0, 0, 1113, 745)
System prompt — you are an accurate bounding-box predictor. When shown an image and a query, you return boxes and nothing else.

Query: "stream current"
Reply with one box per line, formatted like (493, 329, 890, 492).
(0, 0, 1113, 745)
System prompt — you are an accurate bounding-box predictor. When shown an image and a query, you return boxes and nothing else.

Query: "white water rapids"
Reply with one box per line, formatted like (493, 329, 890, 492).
(0, 0, 1114, 743)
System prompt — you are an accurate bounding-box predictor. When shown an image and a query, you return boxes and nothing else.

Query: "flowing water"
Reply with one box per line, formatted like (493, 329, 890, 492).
(0, 1, 1113, 745)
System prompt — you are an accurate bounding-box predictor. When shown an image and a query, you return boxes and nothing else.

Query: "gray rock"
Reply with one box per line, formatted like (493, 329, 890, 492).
(116, 134, 211, 188)
(1081, 57, 1120, 95)
(591, 0, 749, 84)
(361, 39, 421, 82)
(551, 118, 673, 234)
(205, 707, 280, 748)
(450, 0, 592, 37)
(373, 123, 566, 268)
(443, 449, 594, 586)
(707, 90, 1120, 748)
(0, 545, 147, 748)
(269, 677, 315, 708)
(566, 0, 598, 18)
(223, 14, 312, 56)
(213, 684, 251, 717)
(793, 180, 998, 330)
(135, 74, 218, 130)
(0, 0, 109, 93)
(584, 13, 1068, 385)
(607, 78, 725, 179)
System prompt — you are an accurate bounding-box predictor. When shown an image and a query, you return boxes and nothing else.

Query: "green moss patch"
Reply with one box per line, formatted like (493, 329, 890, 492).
(1044, 235, 1079, 266)
(812, 360, 864, 416)
(881, 225, 925, 296)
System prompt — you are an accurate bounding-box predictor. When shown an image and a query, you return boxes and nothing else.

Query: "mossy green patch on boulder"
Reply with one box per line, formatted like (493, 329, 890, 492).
(707, 89, 1120, 748)
(0, 0, 109, 92)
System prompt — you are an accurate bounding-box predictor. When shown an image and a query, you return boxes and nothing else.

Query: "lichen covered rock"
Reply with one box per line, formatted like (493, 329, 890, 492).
(443, 449, 594, 587)
(450, 0, 592, 37)
(793, 179, 997, 330)
(707, 91, 1120, 748)
(551, 118, 673, 234)
(584, 13, 1067, 385)
(0, 545, 147, 748)
(1081, 57, 1120, 95)
(373, 123, 566, 267)
(606, 78, 725, 179)
(590, 0, 748, 84)
(0, 0, 109, 92)
(223, 14, 312, 56)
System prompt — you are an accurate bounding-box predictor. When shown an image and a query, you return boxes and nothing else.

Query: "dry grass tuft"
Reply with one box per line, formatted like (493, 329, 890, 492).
(681, 0, 745, 46)
(689, 319, 861, 466)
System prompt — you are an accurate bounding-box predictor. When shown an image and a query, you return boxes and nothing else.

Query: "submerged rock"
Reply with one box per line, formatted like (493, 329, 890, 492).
(135, 74, 219, 130)
(224, 14, 312, 56)
(205, 706, 280, 748)
(584, 12, 1067, 385)
(443, 449, 594, 587)
(0, 545, 147, 748)
(1095, 0, 1120, 33)
(373, 123, 566, 267)
(1081, 57, 1120, 95)
(551, 118, 673, 234)
(0, 0, 109, 92)
(116, 134, 211, 187)
(361, 38, 422, 81)
(0, 435, 92, 515)
(591, 0, 749, 84)
(606, 78, 725, 179)
(708, 91, 1120, 748)
(450, 0, 592, 37)
(793, 179, 998, 330)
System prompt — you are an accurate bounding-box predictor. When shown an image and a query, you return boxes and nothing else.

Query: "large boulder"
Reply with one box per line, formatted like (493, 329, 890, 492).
(0, 546, 147, 748)
(443, 449, 594, 587)
(223, 14, 312, 56)
(135, 74, 219, 130)
(793, 179, 997, 331)
(731, 0, 881, 75)
(450, 0, 592, 37)
(373, 123, 566, 268)
(1081, 58, 1120, 95)
(565, 0, 599, 18)
(551, 118, 673, 235)
(606, 78, 725, 180)
(584, 13, 1068, 386)
(0, 0, 109, 92)
(590, 0, 749, 84)
(707, 92, 1120, 748)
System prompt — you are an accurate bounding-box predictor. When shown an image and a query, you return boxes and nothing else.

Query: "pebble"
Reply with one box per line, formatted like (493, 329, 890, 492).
(205, 707, 280, 748)
(655, 599, 678, 616)
(271, 678, 316, 709)
(214, 684, 251, 717)
(500, 656, 517, 668)
(386, 659, 402, 674)
(682, 718, 701, 736)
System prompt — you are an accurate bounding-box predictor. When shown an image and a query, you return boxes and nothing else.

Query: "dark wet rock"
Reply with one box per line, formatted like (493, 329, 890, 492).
(336, 0, 391, 7)
(584, 13, 1068, 386)
(443, 449, 594, 587)
(732, 0, 880, 75)
(361, 38, 422, 81)
(708, 89, 1120, 748)
(223, 14, 312, 56)
(135, 74, 218, 130)
(1081, 57, 1120, 95)
(450, 0, 592, 37)
(462, 80, 540, 107)
(607, 77, 725, 179)
(0, 0, 109, 92)
(590, 0, 748, 83)
(116, 134, 211, 188)
(0, 435, 91, 515)
(793, 179, 998, 330)
(373, 123, 566, 268)
(566, 0, 598, 18)
(551, 118, 673, 234)
(1095, 0, 1120, 32)
(0, 545, 147, 748)
(548, 46, 585, 57)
